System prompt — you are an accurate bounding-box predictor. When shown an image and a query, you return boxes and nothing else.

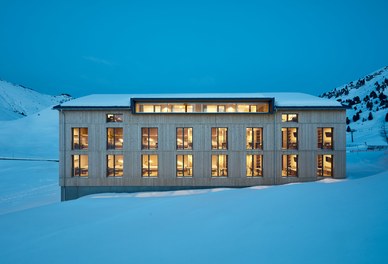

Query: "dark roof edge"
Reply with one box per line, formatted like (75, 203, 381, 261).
(52, 105, 130, 111)
(275, 105, 347, 110)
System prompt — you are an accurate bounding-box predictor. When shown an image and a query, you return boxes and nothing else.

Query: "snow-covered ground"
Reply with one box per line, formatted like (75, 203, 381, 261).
(0, 105, 388, 263)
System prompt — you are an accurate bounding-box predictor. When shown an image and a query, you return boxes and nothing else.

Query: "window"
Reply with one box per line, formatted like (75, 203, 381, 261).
(106, 113, 123, 122)
(211, 154, 228, 177)
(317, 155, 333, 177)
(176, 128, 193, 150)
(246, 155, 263, 177)
(142, 154, 158, 177)
(281, 128, 298, 149)
(246, 128, 263, 149)
(282, 113, 298, 122)
(107, 128, 123, 149)
(176, 155, 193, 177)
(282, 155, 298, 177)
(142, 128, 158, 149)
(72, 155, 88, 177)
(211, 128, 228, 150)
(72, 128, 88, 150)
(107, 155, 123, 177)
(317, 128, 333, 149)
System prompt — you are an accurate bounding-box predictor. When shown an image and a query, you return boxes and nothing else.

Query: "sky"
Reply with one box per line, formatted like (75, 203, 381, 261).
(0, 0, 387, 98)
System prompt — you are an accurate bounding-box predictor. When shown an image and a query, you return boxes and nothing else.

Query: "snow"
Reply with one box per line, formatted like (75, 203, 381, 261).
(0, 102, 388, 263)
(0, 80, 71, 121)
(59, 92, 342, 108)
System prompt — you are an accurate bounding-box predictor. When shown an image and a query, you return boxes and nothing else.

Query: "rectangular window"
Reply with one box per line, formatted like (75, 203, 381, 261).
(246, 155, 263, 177)
(282, 154, 298, 177)
(107, 128, 123, 149)
(281, 128, 298, 149)
(141, 128, 158, 150)
(317, 128, 333, 149)
(211, 128, 228, 150)
(176, 128, 193, 150)
(72, 128, 88, 150)
(211, 154, 228, 177)
(246, 128, 263, 149)
(281, 113, 298, 122)
(142, 154, 158, 177)
(176, 155, 193, 177)
(106, 113, 123, 122)
(107, 155, 123, 177)
(72, 155, 88, 177)
(317, 155, 333, 177)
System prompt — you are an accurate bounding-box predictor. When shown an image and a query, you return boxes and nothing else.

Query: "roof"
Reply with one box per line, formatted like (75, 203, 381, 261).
(54, 92, 343, 109)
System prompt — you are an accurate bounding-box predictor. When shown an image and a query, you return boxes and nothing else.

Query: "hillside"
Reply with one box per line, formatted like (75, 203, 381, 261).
(320, 66, 388, 146)
(0, 80, 72, 121)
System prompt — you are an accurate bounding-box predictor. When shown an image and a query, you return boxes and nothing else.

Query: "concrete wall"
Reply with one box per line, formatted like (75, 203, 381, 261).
(59, 108, 346, 200)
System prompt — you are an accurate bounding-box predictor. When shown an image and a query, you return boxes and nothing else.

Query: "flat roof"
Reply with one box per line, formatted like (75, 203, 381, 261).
(54, 92, 343, 109)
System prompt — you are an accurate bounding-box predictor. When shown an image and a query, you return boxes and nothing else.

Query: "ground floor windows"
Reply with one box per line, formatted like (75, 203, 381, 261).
(176, 155, 193, 177)
(211, 154, 228, 177)
(282, 154, 298, 177)
(107, 155, 123, 177)
(317, 155, 333, 177)
(72, 155, 88, 177)
(142, 154, 158, 177)
(246, 155, 263, 177)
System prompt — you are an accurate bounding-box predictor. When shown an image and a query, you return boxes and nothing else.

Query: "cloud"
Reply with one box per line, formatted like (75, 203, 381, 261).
(82, 56, 113, 66)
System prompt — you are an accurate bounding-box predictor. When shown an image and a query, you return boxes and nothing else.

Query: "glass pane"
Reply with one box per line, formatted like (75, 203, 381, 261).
(219, 155, 228, 176)
(115, 128, 123, 149)
(177, 128, 183, 149)
(72, 128, 80, 149)
(141, 128, 148, 149)
(80, 155, 88, 177)
(211, 128, 217, 149)
(211, 155, 218, 176)
(246, 155, 252, 176)
(149, 155, 158, 177)
(177, 155, 184, 176)
(149, 128, 158, 149)
(115, 155, 124, 176)
(142, 155, 148, 176)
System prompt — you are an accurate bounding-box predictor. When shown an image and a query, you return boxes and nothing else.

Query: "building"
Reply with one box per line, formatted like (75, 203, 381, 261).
(53, 93, 346, 201)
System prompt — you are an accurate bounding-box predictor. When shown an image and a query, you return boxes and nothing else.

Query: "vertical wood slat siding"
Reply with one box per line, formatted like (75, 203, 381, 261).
(59, 109, 346, 187)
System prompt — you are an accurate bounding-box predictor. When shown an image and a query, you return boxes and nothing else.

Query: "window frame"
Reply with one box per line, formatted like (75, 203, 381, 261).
(176, 127, 193, 150)
(282, 154, 298, 177)
(72, 127, 88, 150)
(211, 154, 228, 177)
(317, 154, 333, 177)
(72, 154, 88, 177)
(317, 127, 334, 149)
(176, 154, 193, 177)
(141, 127, 158, 150)
(211, 127, 228, 150)
(246, 154, 263, 177)
(246, 127, 263, 150)
(281, 127, 298, 150)
(107, 154, 124, 177)
(141, 154, 158, 177)
(107, 127, 124, 150)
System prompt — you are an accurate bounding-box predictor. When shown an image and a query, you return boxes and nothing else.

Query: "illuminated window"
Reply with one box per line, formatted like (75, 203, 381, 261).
(72, 128, 88, 150)
(317, 155, 333, 177)
(142, 128, 158, 150)
(142, 154, 158, 177)
(282, 128, 298, 149)
(106, 113, 123, 122)
(176, 155, 193, 177)
(107, 128, 123, 149)
(317, 128, 333, 149)
(211, 128, 228, 150)
(282, 113, 298, 122)
(72, 155, 88, 177)
(246, 128, 263, 149)
(176, 128, 193, 150)
(211, 154, 228, 177)
(107, 155, 123, 177)
(246, 155, 263, 177)
(282, 155, 298, 177)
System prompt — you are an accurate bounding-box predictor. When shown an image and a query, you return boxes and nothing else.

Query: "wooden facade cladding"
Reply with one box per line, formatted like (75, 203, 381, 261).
(58, 107, 346, 200)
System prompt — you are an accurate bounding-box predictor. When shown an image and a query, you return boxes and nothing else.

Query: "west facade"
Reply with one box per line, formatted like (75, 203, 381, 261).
(54, 93, 346, 201)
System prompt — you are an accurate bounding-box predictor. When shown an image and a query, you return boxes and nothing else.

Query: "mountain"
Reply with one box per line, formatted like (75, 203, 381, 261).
(0, 80, 72, 121)
(320, 66, 388, 146)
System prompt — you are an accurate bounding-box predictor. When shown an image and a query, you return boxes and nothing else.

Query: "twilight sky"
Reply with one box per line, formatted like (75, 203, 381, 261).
(0, 0, 387, 97)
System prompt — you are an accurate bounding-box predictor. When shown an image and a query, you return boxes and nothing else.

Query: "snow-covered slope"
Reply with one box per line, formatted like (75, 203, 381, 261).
(320, 66, 388, 145)
(0, 80, 72, 120)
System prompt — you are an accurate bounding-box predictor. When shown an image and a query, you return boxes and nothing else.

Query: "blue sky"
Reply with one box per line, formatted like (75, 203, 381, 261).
(0, 0, 387, 97)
